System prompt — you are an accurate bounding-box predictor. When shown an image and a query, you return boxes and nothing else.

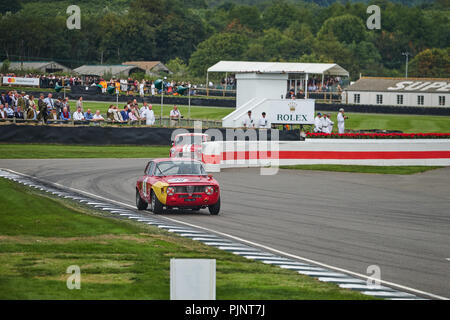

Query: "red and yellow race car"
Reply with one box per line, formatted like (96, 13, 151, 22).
(135, 158, 221, 215)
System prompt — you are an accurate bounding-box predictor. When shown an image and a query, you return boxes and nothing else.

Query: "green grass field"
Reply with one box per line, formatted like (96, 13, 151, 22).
(79, 101, 450, 133)
(79, 100, 231, 121)
(279, 165, 443, 175)
(336, 112, 450, 133)
(0, 144, 170, 159)
(0, 178, 372, 299)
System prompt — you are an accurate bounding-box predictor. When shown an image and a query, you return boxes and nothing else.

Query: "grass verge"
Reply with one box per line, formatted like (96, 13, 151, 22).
(0, 178, 373, 299)
(81, 101, 232, 121)
(0, 144, 170, 159)
(279, 165, 443, 175)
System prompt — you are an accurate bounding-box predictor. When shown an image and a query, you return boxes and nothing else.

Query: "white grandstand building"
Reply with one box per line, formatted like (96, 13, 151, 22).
(343, 77, 450, 108)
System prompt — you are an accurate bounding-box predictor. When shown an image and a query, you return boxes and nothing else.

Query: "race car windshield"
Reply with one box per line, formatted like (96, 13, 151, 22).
(155, 161, 206, 176)
(175, 136, 204, 146)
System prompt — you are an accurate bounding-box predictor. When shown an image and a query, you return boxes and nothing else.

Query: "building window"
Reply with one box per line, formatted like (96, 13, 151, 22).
(354, 94, 360, 104)
(397, 95, 403, 105)
(439, 96, 446, 106)
(417, 95, 424, 105)
(376, 94, 383, 104)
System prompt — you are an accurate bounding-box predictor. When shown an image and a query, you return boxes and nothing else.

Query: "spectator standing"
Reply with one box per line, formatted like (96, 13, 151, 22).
(99, 79, 107, 93)
(44, 93, 54, 113)
(76, 97, 83, 112)
(151, 81, 156, 96)
(55, 97, 63, 115)
(258, 112, 269, 129)
(139, 80, 145, 97)
(37, 94, 48, 123)
(6, 91, 13, 106)
(127, 78, 134, 95)
(27, 95, 36, 120)
(142, 104, 155, 126)
(140, 102, 149, 115)
(169, 105, 181, 127)
(114, 80, 120, 94)
(11, 92, 18, 110)
(242, 110, 255, 128)
(325, 113, 334, 133)
(321, 114, 328, 133)
(337, 108, 348, 134)
(17, 92, 26, 112)
(0, 93, 7, 105)
(314, 112, 323, 133)
(73, 107, 85, 121)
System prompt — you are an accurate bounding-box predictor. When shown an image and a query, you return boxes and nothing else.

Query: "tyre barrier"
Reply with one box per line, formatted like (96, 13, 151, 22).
(0, 125, 300, 146)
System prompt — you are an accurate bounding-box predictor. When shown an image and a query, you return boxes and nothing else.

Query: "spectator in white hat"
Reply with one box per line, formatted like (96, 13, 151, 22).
(337, 108, 348, 134)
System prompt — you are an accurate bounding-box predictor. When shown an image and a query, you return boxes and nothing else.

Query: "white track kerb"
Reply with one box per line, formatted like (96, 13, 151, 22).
(1, 168, 448, 301)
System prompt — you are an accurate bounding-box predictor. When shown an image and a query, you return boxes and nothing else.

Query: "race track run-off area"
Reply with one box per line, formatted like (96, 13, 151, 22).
(0, 158, 449, 299)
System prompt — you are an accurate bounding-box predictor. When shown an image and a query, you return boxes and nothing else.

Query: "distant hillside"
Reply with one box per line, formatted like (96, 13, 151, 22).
(18, 0, 132, 16)
(206, 0, 436, 7)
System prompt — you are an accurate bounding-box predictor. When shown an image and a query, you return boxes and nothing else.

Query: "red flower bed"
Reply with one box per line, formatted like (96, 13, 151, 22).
(306, 132, 450, 139)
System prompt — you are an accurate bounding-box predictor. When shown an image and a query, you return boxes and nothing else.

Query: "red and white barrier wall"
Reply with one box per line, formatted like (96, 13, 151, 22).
(202, 139, 450, 171)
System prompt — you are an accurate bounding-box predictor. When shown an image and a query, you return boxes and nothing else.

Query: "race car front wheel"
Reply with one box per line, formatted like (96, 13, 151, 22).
(208, 197, 220, 215)
(136, 189, 148, 210)
(151, 191, 163, 214)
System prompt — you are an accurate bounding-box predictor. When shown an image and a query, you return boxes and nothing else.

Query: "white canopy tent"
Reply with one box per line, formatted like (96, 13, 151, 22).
(207, 61, 349, 76)
(207, 61, 349, 100)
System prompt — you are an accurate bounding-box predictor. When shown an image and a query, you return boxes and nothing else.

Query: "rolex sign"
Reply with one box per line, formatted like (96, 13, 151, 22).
(270, 99, 315, 125)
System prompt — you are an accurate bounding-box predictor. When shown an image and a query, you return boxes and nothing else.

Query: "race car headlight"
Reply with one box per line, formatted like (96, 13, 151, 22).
(167, 187, 175, 196)
(205, 186, 214, 195)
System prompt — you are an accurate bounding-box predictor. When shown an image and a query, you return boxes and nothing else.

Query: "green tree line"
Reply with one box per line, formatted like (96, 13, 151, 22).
(0, 0, 448, 79)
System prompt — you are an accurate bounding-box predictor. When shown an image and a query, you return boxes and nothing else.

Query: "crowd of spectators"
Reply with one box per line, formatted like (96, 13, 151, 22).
(1, 73, 83, 88)
(75, 76, 202, 97)
(307, 76, 343, 93)
(0, 90, 174, 127)
(2, 71, 237, 99)
(286, 76, 345, 99)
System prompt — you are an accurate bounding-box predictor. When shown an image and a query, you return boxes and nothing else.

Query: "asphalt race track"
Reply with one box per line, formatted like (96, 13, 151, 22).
(1, 159, 449, 298)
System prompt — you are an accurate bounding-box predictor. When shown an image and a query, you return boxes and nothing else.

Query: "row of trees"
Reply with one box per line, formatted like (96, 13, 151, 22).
(0, 0, 448, 80)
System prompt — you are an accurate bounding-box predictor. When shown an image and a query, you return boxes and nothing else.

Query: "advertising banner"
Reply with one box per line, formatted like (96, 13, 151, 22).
(269, 99, 315, 124)
(2, 77, 40, 86)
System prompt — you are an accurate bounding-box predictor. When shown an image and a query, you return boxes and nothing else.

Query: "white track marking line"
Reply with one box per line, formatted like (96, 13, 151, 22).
(2, 168, 448, 301)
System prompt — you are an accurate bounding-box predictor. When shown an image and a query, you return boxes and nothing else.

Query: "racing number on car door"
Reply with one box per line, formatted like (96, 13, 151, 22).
(142, 177, 149, 198)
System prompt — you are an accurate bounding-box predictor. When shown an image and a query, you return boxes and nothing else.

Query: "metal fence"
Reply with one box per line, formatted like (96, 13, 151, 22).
(0, 117, 223, 128)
